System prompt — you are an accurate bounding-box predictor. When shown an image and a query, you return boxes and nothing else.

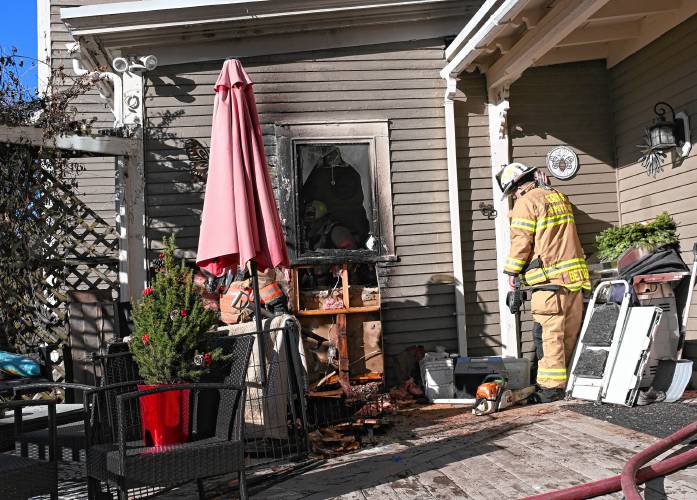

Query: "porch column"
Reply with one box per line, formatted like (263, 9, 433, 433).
(486, 83, 520, 358)
(444, 77, 468, 355)
(118, 71, 148, 301)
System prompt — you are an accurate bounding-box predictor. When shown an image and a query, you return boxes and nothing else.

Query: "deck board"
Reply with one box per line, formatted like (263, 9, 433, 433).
(240, 402, 697, 500)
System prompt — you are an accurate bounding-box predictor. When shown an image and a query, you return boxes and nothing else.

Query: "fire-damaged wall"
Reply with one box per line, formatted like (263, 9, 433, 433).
(611, 13, 697, 357)
(508, 61, 619, 359)
(143, 39, 462, 367)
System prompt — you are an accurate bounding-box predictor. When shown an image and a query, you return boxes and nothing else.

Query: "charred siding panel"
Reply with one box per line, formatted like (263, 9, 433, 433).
(509, 61, 618, 358)
(454, 74, 500, 357)
(612, 14, 697, 349)
(144, 39, 459, 358)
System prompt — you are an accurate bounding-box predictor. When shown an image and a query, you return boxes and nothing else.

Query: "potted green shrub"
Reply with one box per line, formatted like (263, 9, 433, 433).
(129, 235, 221, 446)
(595, 212, 680, 262)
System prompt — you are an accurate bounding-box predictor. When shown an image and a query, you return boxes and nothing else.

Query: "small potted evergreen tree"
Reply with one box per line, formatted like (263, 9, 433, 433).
(130, 235, 220, 446)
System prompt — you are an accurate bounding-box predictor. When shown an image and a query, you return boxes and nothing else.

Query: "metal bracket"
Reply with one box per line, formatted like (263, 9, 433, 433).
(479, 202, 498, 219)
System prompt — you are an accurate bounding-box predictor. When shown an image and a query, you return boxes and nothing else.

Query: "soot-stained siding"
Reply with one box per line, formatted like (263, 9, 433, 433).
(144, 39, 460, 359)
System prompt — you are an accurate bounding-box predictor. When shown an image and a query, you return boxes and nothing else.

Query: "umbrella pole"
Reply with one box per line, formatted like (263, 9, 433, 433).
(250, 261, 267, 386)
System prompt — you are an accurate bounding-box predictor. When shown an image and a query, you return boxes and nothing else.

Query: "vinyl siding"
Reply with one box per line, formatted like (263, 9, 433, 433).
(611, 14, 697, 352)
(509, 61, 618, 359)
(143, 39, 460, 359)
(49, 0, 118, 224)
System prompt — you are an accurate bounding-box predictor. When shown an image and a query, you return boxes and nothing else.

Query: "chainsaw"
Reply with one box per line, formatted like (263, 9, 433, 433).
(472, 374, 537, 416)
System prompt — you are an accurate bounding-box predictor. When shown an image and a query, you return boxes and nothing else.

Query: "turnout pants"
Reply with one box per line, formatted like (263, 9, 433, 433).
(532, 288, 583, 389)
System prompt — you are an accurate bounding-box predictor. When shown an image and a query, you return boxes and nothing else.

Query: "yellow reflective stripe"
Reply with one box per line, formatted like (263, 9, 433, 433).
(537, 212, 573, 224)
(538, 369, 568, 381)
(536, 214, 575, 230)
(505, 257, 526, 272)
(511, 218, 536, 231)
(538, 374, 568, 381)
(524, 258, 589, 287)
(525, 258, 586, 281)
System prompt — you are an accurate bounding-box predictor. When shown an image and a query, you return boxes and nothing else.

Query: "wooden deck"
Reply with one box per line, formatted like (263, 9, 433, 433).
(243, 401, 697, 500)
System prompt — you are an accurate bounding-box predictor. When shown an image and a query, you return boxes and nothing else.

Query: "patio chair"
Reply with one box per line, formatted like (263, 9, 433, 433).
(0, 398, 59, 500)
(84, 383, 248, 500)
(12, 343, 139, 461)
(84, 334, 254, 499)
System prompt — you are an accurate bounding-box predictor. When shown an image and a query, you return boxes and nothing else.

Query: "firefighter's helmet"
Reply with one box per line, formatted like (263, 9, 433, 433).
(496, 162, 538, 198)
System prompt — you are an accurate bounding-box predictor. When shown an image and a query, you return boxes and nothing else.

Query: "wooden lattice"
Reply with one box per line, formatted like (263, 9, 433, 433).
(0, 159, 119, 351)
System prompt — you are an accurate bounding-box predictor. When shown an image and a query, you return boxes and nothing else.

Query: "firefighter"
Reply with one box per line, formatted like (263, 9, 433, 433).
(497, 163, 591, 402)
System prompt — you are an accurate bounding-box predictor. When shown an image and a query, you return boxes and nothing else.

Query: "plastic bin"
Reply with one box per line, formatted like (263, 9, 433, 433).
(453, 356, 506, 398)
(420, 352, 454, 402)
(502, 357, 531, 390)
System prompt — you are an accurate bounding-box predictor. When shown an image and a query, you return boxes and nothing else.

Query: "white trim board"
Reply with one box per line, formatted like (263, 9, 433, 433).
(0, 125, 133, 156)
(36, 0, 51, 95)
(61, 0, 466, 35)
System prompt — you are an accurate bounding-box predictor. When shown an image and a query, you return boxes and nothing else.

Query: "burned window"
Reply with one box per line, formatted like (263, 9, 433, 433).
(275, 120, 395, 263)
(296, 143, 375, 254)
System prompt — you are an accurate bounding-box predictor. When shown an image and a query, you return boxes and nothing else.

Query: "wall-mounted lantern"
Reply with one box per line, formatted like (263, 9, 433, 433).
(638, 102, 692, 177)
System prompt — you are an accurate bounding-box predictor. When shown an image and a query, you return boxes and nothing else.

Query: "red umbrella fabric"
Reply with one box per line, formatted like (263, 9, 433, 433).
(196, 59, 289, 276)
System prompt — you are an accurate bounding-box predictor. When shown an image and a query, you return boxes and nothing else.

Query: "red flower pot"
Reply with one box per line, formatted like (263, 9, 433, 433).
(137, 384, 191, 446)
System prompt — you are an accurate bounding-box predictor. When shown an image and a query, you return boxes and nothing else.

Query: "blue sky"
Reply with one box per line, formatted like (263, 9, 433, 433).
(0, 1, 38, 91)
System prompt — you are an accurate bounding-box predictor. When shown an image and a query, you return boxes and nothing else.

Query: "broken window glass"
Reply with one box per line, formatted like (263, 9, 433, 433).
(296, 143, 376, 254)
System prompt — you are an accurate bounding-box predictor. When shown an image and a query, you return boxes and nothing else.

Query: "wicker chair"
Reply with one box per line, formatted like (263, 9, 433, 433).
(13, 344, 139, 461)
(84, 383, 248, 500)
(0, 399, 59, 500)
(84, 334, 254, 500)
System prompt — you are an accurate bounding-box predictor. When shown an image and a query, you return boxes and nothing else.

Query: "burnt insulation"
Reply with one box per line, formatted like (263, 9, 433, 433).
(574, 348, 609, 378)
(583, 303, 620, 346)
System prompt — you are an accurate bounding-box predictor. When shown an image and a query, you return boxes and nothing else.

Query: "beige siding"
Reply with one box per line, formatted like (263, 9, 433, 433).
(49, 0, 118, 226)
(144, 39, 459, 358)
(454, 74, 500, 357)
(612, 14, 697, 351)
(509, 61, 618, 358)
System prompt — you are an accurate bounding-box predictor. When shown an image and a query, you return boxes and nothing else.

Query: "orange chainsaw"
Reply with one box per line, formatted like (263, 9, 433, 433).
(472, 375, 536, 416)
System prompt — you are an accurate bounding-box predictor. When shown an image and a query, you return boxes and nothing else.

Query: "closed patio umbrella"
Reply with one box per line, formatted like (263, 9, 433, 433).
(196, 59, 290, 379)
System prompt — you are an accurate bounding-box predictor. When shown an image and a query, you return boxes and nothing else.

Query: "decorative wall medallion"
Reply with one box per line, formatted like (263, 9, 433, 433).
(546, 145, 579, 180)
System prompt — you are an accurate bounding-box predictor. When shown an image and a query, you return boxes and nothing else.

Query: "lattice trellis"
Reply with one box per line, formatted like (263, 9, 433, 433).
(0, 152, 119, 352)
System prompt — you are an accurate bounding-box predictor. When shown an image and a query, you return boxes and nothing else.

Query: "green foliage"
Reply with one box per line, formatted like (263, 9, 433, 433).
(595, 212, 679, 261)
(129, 236, 220, 384)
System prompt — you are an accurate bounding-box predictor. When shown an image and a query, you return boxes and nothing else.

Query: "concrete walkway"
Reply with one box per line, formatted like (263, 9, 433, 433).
(243, 402, 697, 500)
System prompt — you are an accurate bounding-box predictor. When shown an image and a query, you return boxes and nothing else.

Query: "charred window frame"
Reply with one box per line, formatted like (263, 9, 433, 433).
(275, 121, 395, 265)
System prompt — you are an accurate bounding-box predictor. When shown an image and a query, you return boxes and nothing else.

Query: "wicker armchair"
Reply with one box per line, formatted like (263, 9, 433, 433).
(84, 334, 254, 500)
(13, 345, 139, 461)
(84, 383, 248, 500)
(0, 399, 59, 500)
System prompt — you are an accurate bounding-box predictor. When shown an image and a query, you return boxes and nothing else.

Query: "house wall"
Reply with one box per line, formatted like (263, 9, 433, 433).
(49, 0, 121, 224)
(143, 39, 462, 360)
(454, 74, 500, 357)
(611, 14, 697, 353)
(508, 61, 619, 358)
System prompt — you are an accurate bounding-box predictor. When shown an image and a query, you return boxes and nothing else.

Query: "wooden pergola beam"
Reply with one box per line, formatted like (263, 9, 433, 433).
(557, 20, 642, 47)
(0, 124, 133, 156)
(485, 0, 611, 89)
(590, 0, 682, 23)
(533, 43, 609, 67)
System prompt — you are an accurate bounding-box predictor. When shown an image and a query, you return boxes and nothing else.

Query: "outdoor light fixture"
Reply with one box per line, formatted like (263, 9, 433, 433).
(638, 101, 692, 177)
(111, 55, 158, 73)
